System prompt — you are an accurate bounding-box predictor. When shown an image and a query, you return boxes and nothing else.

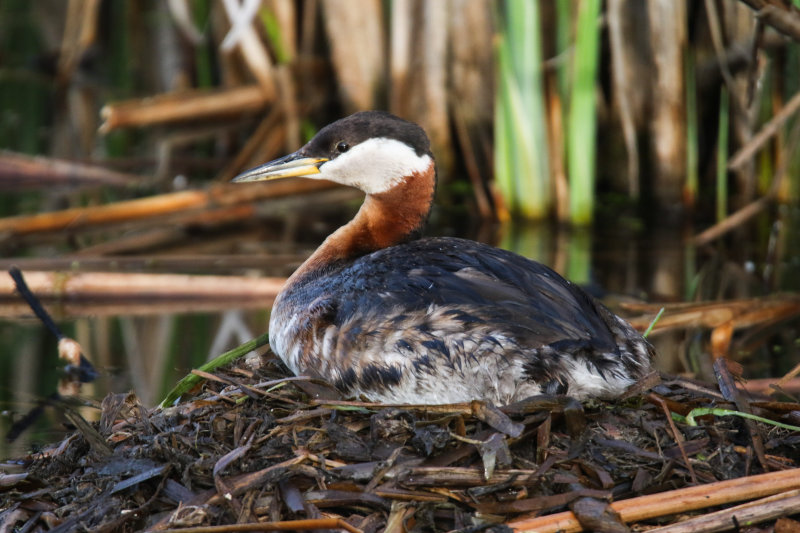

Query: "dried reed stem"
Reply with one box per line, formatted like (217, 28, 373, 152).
(0, 271, 284, 301)
(508, 467, 800, 533)
(99, 86, 272, 133)
(0, 151, 140, 188)
(0, 180, 338, 236)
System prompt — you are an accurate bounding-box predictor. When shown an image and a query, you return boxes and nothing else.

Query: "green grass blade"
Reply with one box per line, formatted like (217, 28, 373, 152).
(555, 0, 572, 101)
(685, 48, 698, 206)
(495, 0, 551, 219)
(513, 0, 550, 218)
(716, 86, 729, 222)
(643, 307, 665, 338)
(503, 71, 544, 218)
(566, 227, 591, 285)
(259, 4, 292, 64)
(495, 35, 517, 215)
(684, 407, 800, 432)
(159, 332, 270, 408)
(104, 0, 135, 158)
(193, 0, 214, 88)
(567, 0, 601, 225)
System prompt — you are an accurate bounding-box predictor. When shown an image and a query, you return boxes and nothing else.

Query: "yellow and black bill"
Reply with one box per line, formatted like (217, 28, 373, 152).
(232, 153, 329, 182)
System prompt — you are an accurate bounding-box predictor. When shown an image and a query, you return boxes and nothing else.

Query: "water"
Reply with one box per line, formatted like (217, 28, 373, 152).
(1, 205, 799, 459)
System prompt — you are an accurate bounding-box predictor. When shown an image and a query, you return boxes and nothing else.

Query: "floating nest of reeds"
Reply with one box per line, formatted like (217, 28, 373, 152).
(2, 352, 800, 533)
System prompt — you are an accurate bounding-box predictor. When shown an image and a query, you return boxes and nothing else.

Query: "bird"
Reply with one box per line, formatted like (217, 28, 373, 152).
(233, 111, 654, 405)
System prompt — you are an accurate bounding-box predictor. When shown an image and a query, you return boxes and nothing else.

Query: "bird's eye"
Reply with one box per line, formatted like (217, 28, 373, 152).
(335, 141, 350, 153)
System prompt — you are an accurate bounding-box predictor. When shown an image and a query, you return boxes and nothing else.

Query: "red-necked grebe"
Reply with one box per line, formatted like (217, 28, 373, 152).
(233, 111, 654, 404)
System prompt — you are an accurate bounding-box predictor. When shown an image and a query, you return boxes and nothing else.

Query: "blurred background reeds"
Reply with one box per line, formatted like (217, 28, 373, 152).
(3, 0, 800, 223)
(1, 0, 800, 457)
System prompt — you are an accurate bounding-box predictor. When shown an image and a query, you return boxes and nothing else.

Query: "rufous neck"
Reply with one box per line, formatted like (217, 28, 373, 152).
(289, 162, 436, 283)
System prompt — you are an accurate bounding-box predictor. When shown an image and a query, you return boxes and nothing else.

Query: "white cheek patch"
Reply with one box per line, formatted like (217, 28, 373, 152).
(317, 138, 432, 194)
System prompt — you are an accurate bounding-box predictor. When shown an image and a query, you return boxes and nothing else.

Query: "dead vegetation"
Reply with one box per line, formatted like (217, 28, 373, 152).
(2, 351, 800, 533)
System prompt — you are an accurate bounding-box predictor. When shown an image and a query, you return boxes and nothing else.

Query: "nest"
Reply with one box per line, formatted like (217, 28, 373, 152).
(2, 352, 800, 533)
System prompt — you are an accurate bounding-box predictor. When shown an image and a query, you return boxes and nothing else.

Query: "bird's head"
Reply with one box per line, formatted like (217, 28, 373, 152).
(233, 111, 434, 195)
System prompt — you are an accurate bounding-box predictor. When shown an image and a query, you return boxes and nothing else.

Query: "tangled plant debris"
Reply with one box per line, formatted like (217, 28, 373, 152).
(2, 353, 800, 533)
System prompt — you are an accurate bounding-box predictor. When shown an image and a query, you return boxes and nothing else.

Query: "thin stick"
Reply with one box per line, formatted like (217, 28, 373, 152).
(99, 85, 273, 133)
(0, 180, 338, 237)
(156, 517, 362, 533)
(737, 0, 800, 41)
(704, 0, 748, 125)
(742, 376, 800, 395)
(650, 393, 697, 484)
(727, 69, 800, 171)
(774, 360, 800, 390)
(693, 98, 800, 246)
(0, 299, 269, 320)
(451, 102, 492, 220)
(0, 271, 284, 301)
(507, 467, 800, 533)
(216, 107, 284, 182)
(8, 267, 64, 339)
(0, 254, 306, 273)
(648, 489, 800, 533)
(690, 193, 772, 246)
(8, 267, 98, 383)
(0, 151, 141, 189)
(624, 295, 800, 334)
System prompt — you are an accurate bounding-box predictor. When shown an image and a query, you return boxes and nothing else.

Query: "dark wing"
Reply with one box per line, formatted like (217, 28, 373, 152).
(329, 237, 620, 354)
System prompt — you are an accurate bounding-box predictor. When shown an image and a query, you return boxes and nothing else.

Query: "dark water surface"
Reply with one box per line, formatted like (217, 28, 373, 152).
(2, 205, 799, 459)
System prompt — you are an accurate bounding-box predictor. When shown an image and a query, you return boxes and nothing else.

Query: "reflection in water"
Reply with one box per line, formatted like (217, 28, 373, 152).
(1, 207, 799, 459)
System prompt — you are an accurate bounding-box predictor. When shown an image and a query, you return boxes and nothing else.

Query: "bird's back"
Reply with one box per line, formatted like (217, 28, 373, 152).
(269, 237, 653, 404)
